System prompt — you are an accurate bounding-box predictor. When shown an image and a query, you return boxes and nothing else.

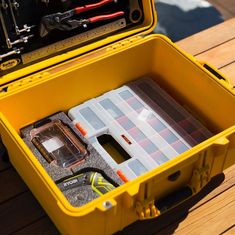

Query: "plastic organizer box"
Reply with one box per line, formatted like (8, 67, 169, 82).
(69, 77, 212, 180)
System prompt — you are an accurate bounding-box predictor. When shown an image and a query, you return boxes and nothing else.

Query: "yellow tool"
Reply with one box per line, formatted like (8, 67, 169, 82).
(58, 172, 116, 196)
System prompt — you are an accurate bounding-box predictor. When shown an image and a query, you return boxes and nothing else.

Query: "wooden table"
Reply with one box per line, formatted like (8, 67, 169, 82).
(0, 19, 235, 235)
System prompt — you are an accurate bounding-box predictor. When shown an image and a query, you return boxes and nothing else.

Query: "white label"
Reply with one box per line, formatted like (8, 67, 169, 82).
(138, 109, 152, 121)
(42, 137, 64, 153)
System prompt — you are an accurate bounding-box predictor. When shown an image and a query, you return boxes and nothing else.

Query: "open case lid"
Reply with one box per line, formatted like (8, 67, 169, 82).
(0, 0, 157, 85)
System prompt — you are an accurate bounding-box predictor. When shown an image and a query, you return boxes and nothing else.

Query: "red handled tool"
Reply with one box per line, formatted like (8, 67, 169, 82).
(39, 0, 123, 37)
(74, 0, 115, 15)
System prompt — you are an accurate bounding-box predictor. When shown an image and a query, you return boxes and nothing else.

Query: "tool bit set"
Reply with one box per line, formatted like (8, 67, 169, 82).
(0, 0, 144, 75)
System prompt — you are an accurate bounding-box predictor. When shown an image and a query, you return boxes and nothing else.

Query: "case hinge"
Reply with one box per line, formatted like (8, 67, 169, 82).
(0, 71, 50, 94)
(106, 35, 144, 52)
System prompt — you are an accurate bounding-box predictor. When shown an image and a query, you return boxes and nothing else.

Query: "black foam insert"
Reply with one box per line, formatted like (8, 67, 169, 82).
(20, 111, 123, 207)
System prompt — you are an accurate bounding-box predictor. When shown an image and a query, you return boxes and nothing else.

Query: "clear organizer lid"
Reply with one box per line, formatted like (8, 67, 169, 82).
(68, 77, 212, 181)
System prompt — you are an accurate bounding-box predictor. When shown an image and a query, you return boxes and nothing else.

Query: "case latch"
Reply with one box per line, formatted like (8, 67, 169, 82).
(135, 199, 160, 220)
(190, 164, 210, 194)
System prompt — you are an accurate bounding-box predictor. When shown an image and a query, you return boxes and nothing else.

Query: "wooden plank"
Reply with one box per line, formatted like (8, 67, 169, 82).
(13, 217, 59, 235)
(0, 168, 28, 203)
(223, 226, 235, 235)
(213, 0, 235, 15)
(156, 186, 235, 235)
(220, 62, 235, 86)
(0, 192, 45, 234)
(176, 18, 235, 55)
(195, 38, 235, 68)
(208, 0, 234, 20)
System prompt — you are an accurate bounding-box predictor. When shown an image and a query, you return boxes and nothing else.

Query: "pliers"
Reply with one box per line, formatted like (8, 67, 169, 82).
(39, 0, 124, 37)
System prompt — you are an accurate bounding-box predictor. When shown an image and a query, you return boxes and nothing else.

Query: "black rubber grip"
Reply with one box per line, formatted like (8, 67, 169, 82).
(156, 186, 193, 213)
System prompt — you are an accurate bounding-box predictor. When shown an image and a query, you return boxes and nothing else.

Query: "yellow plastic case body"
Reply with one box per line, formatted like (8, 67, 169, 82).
(0, 1, 234, 234)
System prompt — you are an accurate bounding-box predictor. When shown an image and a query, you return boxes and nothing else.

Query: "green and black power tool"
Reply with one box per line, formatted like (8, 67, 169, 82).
(57, 171, 116, 196)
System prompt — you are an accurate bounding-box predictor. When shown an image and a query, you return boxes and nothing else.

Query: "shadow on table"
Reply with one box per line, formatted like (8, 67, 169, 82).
(115, 173, 225, 235)
(154, 1, 224, 41)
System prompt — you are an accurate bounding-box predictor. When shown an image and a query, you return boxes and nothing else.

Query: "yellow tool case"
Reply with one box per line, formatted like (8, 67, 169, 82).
(0, 1, 234, 234)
